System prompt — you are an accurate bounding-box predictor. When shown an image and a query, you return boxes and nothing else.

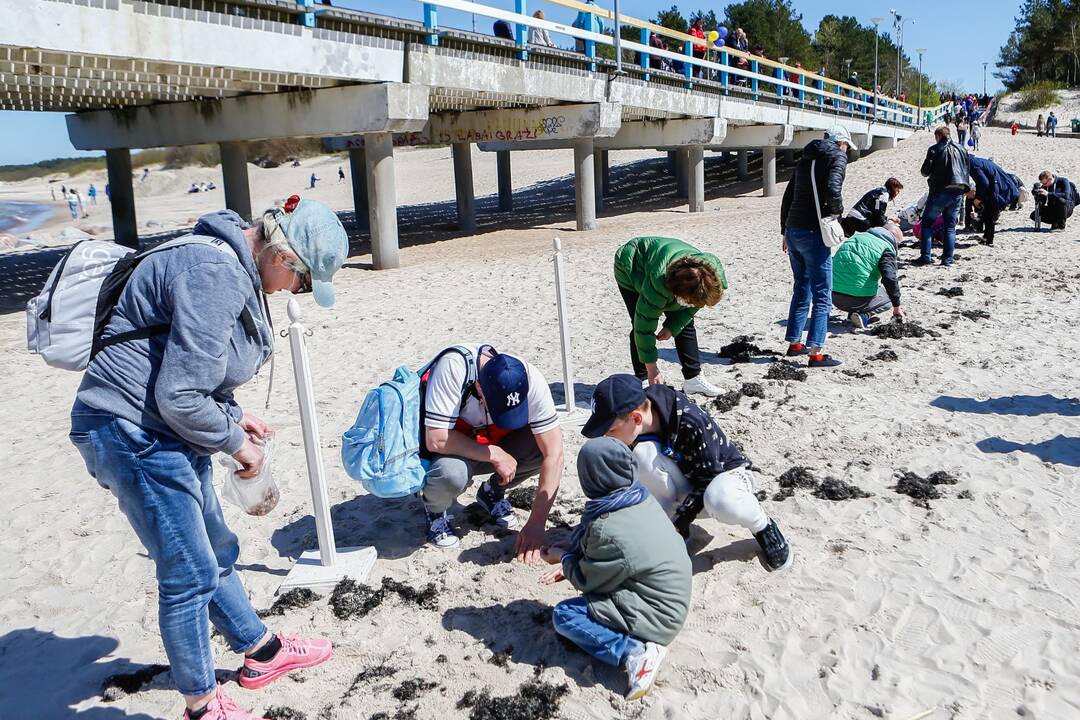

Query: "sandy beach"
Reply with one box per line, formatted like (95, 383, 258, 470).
(0, 124, 1078, 720)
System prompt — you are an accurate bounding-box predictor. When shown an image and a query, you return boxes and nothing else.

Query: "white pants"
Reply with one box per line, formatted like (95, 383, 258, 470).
(633, 441, 769, 534)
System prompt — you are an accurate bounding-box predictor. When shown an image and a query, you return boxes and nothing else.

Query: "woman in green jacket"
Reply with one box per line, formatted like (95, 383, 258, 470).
(614, 236, 727, 397)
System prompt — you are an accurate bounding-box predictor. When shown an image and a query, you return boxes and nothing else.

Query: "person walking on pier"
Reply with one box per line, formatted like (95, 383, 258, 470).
(779, 126, 850, 368)
(614, 236, 728, 397)
(69, 200, 349, 720)
(528, 10, 556, 47)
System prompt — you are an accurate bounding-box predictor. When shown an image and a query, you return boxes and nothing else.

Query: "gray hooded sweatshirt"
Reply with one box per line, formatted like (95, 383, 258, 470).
(76, 211, 274, 456)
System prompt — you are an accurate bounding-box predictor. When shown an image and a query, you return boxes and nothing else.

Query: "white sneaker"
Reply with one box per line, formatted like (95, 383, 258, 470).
(624, 642, 667, 700)
(682, 375, 721, 397)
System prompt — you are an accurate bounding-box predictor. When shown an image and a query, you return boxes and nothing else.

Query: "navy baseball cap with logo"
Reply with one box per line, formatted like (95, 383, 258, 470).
(479, 353, 530, 430)
(582, 374, 647, 438)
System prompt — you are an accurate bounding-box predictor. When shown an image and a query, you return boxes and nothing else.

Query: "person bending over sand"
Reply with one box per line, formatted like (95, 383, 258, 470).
(582, 374, 793, 572)
(831, 223, 907, 329)
(540, 436, 691, 701)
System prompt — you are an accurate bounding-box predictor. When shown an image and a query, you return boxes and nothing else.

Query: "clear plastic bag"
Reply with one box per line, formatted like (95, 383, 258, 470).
(219, 434, 280, 516)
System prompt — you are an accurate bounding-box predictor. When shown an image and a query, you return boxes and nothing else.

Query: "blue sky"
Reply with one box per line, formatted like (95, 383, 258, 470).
(1, 0, 1013, 165)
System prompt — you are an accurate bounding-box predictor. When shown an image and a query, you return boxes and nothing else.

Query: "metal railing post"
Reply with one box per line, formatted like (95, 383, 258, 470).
(514, 0, 527, 60)
(775, 65, 784, 104)
(423, 3, 438, 45)
(299, 0, 315, 27)
(584, 9, 596, 71)
(719, 50, 728, 93)
(684, 40, 693, 87)
(639, 28, 650, 80)
(750, 59, 759, 100)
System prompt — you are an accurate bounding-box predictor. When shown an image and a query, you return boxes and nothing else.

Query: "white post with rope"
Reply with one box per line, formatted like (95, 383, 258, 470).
(552, 238, 588, 425)
(278, 298, 376, 593)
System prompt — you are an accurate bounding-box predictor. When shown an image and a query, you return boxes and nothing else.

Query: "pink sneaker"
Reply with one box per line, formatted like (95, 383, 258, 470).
(238, 633, 333, 690)
(183, 688, 265, 719)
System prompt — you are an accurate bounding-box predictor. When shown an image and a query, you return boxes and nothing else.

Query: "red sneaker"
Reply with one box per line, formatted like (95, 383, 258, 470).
(182, 688, 265, 719)
(238, 633, 333, 690)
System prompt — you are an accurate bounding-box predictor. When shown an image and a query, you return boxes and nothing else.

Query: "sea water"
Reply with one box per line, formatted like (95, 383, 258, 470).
(0, 202, 54, 235)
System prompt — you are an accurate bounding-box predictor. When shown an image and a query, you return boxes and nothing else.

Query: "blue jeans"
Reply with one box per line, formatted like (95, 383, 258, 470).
(69, 401, 267, 697)
(552, 597, 642, 667)
(784, 226, 833, 349)
(920, 188, 965, 264)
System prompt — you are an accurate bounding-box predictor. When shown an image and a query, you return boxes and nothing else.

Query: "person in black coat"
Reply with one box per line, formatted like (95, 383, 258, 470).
(778, 126, 849, 368)
(841, 177, 904, 236)
(966, 156, 1020, 245)
(1033, 170, 1079, 230)
(916, 126, 971, 267)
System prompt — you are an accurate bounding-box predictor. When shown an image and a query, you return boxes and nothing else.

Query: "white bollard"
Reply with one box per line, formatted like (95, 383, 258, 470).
(551, 238, 588, 424)
(278, 298, 375, 593)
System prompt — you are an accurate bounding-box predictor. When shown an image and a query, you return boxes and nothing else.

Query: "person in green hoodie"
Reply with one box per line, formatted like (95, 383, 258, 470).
(831, 222, 908, 329)
(614, 236, 727, 397)
(540, 436, 691, 701)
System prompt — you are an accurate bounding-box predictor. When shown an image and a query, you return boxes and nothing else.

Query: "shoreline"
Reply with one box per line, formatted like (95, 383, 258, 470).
(0, 201, 55, 235)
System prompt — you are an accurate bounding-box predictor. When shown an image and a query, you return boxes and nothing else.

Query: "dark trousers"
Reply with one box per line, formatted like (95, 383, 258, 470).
(618, 285, 701, 381)
(840, 216, 871, 237)
(1041, 195, 1075, 227)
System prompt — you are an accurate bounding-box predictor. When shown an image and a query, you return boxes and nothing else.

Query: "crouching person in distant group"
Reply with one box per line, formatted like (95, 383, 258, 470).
(419, 344, 563, 559)
(540, 436, 691, 701)
(831, 223, 907, 329)
(583, 374, 793, 573)
(1032, 170, 1079, 230)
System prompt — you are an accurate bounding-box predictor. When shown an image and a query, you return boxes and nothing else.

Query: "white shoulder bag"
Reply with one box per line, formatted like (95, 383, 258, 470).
(810, 159, 847, 249)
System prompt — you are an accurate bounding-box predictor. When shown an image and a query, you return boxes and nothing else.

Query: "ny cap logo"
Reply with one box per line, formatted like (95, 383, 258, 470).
(506, 392, 521, 407)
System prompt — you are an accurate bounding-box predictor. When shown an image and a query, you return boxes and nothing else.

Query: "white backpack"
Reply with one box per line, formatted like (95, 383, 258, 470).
(27, 236, 236, 371)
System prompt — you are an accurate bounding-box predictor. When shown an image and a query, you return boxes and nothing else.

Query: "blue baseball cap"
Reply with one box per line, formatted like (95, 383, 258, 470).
(276, 199, 348, 308)
(582, 374, 647, 438)
(478, 354, 530, 430)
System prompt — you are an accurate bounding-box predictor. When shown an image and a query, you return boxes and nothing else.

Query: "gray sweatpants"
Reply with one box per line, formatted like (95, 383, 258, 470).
(832, 289, 892, 316)
(421, 427, 544, 514)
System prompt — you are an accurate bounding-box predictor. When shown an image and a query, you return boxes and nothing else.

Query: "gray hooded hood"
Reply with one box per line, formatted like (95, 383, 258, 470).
(77, 210, 274, 456)
(577, 436, 638, 499)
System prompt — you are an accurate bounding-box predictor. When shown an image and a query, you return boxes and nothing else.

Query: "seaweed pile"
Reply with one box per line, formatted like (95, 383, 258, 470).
(893, 470, 960, 508)
(711, 382, 768, 413)
(100, 664, 170, 702)
(773, 467, 871, 502)
(869, 349, 898, 362)
(718, 336, 780, 363)
(959, 309, 991, 321)
(260, 588, 321, 618)
(765, 362, 808, 382)
(391, 678, 439, 702)
(330, 577, 439, 620)
(814, 476, 873, 501)
(506, 486, 536, 510)
(457, 680, 569, 720)
(264, 708, 307, 720)
(869, 321, 939, 339)
(936, 286, 964, 298)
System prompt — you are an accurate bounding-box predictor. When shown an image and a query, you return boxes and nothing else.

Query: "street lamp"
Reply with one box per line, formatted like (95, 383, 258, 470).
(890, 10, 912, 97)
(916, 48, 926, 126)
(872, 17, 885, 120)
(982, 61, 988, 96)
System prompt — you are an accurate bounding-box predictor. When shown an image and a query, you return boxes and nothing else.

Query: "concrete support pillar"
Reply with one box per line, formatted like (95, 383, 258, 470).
(675, 148, 689, 199)
(452, 143, 476, 233)
(687, 145, 705, 213)
(601, 150, 611, 197)
(593, 151, 604, 211)
(348, 147, 369, 231)
(219, 141, 252, 222)
(737, 149, 749, 180)
(364, 133, 400, 270)
(496, 150, 513, 212)
(573, 138, 597, 231)
(667, 150, 677, 175)
(106, 148, 138, 248)
(762, 146, 777, 198)
(782, 149, 796, 166)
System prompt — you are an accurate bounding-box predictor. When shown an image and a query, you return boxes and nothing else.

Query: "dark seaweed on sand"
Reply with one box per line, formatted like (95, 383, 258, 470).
(765, 362, 807, 382)
(260, 588, 321, 617)
(264, 707, 307, 720)
(936, 286, 964, 297)
(506, 486, 536, 510)
(488, 650, 511, 668)
(330, 578, 438, 620)
(392, 678, 439, 701)
(718, 335, 762, 363)
(870, 349, 898, 362)
(741, 382, 766, 398)
(772, 466, 817, 501)
(869, 321, 939, 339)
(893, 470, 958, 507)
(712, 390, 743, 412)
(959, 309, 991, 321)
(814, 477, 872, 501)
(458, 680, 569, 720)
(100, 664, 170, 701)
(841, 369, 876, 379)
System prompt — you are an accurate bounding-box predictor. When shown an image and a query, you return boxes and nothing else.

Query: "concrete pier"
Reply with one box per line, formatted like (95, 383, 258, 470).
(219, 141, 251, 222)
(496, 150, 512, 212)
(762, 147, 777, 198)
(601, 150, 611, 197)
(106, 148, 137, 248)
(675, 148, 689, 199)
(348, 147, 369, 231)
(737, 150, 749, 180)
(573, 138, 596, 231)
(452, 143, 476, 233)
(365, 133, 400, 270)
(593, 151, 604, 211)
(687, 145, 704, 213)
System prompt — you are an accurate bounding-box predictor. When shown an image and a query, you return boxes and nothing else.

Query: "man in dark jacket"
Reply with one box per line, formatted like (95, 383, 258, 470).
(966, 156, 1020, 245)
(841, 177, 904, 236)
(1033, 170, 1079, 230)
(779, 126, 849, 368)
(916, 126, 971, 266)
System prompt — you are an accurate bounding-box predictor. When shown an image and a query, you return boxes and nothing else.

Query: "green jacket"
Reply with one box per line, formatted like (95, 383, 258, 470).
(832, 230, 892, 298)
(614, 237, 727, 364)
(562, 496, 692, 645)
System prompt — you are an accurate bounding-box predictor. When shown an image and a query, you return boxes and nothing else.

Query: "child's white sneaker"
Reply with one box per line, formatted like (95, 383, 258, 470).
(624, 642, 667, 701)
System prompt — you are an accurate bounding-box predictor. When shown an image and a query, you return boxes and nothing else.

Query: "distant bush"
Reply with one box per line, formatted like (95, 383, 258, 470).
(162, 145, 219, 169)
(247, 138, 326, 168)
(1015, 81, 1065, 111)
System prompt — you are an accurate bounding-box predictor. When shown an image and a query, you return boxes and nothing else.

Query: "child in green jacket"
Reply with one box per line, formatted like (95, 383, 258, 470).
(541, 437, 691, 701)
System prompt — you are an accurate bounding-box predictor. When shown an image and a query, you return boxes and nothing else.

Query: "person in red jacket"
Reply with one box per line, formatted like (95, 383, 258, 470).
(689, 18, 706, 77)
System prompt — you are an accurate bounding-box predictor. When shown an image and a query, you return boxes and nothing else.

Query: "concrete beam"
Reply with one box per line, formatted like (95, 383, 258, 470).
(496, 151, 513, 212)
(762, 147, 777, 198)
(219, 141, 252, 222)
(573, 139, 596, 231)
(429, 103, 620, 145)
(452, 143, 476, 233)
(348, 148, 369, 231)
(105, 149, 137, 249)
(791, 130, 824, 148)
(851, 133, 873, 151)
(477, 117, 727, 153)
(715, 123, 793, 149)
(67, 83, 430, 150)
(687, 146, 705, 213)
(365, 133, 399, 270)
(870, 135, 898, 152)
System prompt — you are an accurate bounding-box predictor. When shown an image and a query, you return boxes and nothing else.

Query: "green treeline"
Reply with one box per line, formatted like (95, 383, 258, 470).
(997, 0, 1080, 90)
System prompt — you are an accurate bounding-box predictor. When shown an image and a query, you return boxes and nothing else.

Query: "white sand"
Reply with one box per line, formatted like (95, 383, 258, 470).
(1, 128, 1078, 720)
(996, 88, 1080, 130)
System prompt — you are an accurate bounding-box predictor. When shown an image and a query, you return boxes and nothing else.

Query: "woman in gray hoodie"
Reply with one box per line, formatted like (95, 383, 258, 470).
(69, 199, 348, 720)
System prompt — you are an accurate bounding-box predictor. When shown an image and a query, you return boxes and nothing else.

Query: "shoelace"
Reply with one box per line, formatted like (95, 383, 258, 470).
(490, 498, 514, 519)
(430, 516, 453, 536)
(279, 634, 305, 657)
(216, 691, 242, 713)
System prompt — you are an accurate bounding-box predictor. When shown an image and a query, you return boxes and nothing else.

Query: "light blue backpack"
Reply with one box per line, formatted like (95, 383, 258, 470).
(341, 347, 478, 498)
